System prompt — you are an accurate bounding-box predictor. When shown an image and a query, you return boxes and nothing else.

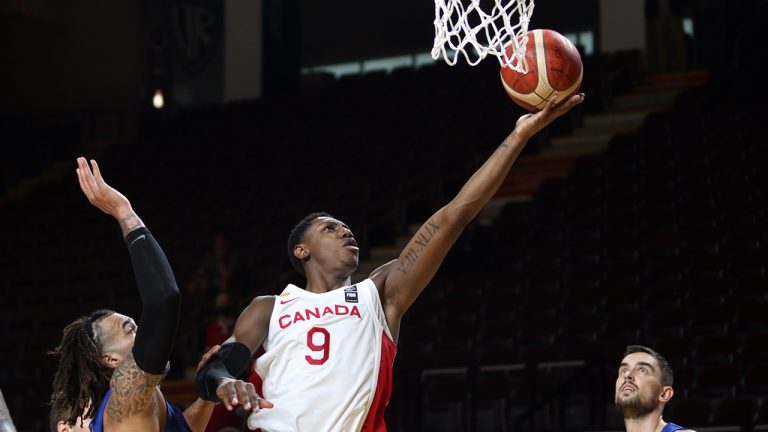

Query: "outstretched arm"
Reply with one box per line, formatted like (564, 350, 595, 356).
(372, 94, 585, 336)
(76, 158, 181, 426)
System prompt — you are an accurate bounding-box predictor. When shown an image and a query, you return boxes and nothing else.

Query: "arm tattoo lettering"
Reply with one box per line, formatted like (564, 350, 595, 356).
(396, 220, 440, 275)
(106, 354, 162, 423)
(119, 212, 144, 238)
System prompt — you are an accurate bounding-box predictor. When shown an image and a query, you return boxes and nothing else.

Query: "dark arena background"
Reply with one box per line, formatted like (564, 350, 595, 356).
(2, 0, 767, 431)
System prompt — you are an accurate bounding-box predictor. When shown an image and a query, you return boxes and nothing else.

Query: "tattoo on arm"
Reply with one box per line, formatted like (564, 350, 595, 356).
(106, 353, 163, 423)
(0, 388, 17, 432)
(119, 212, 144, 238)
(395, 220, 440, 275)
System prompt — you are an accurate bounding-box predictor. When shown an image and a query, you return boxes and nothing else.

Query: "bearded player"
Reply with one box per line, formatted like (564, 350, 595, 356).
(616, 345, 695, 432)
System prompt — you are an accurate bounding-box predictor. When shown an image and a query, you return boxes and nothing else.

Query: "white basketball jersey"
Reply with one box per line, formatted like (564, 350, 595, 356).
(248, 279, 396, 432)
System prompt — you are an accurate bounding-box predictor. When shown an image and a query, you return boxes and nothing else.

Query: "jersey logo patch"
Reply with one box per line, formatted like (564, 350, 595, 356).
(280, 298, 298, 305)
(344, 286, 358, 303)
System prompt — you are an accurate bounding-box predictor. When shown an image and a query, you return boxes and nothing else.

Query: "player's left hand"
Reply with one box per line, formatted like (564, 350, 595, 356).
(513, 92, 585, 141)
(76, 157, 132, 218)
(197, 345, 222, 372)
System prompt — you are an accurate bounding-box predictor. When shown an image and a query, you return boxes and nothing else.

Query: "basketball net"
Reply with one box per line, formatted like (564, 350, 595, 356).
(432, 0, 535, 72)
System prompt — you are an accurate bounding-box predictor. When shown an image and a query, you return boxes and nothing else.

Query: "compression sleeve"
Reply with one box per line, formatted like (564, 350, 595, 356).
(196, 342, 252, 401)
(125, 227, 181, 375)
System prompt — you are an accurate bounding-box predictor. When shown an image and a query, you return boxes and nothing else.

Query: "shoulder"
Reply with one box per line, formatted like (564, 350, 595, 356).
(230, 295, 276, 350)
(669, 422, 695, 432)
(239, 295, 275, 322)
(369, 259, 398, 293)
(250, 295, 276, 307)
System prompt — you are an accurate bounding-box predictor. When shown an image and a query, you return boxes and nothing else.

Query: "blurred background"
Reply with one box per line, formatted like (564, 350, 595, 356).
(1, 0, 767, 430)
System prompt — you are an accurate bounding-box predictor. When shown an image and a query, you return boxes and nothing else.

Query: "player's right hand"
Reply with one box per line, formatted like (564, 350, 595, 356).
(513, 92, 585, 141)
(75, 157, 132, 218)
(216, 378, 273, 412)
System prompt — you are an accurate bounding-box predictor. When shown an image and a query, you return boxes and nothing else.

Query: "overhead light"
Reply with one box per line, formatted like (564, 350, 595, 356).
(152, 89, 165, 109)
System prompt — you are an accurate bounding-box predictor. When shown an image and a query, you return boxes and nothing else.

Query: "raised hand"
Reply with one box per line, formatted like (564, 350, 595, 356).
(215, 378, 273, 412)
(76, 157, 144, 237)
(513, 92, 585, 141)
(76, 157, 131, 216)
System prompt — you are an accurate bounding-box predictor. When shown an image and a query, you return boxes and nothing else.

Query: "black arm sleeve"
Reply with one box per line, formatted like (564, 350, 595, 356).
(196, 342, 252, 401)
(125, 227, 181, 375)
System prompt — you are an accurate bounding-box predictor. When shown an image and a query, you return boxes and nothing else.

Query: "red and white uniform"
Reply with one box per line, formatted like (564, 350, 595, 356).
(248, 279, 396, 432)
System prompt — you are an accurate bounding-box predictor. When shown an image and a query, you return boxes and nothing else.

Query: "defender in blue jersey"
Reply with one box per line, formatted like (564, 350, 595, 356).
(616, 345, 695, 432)
(49, 158, 215, 432)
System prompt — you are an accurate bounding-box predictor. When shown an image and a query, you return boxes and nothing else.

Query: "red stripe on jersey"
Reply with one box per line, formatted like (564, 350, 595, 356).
(247, 350, 266, 432)
(248, 345, 266, 397)
(362, 331, 397, 432)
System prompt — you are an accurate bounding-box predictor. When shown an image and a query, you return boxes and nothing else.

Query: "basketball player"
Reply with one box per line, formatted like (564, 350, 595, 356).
(49, 157, 218, 432)
(197, 93, 586, 431)
(50, 347, 221, 432)
(616, 345, 694, 432)
(50, 347, 222, 432)
(0, 387, 18, 432)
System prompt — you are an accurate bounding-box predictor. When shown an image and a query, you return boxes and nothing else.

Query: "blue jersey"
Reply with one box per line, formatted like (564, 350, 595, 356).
(662, 422, 687, 432)
(90, 389, 191, 432)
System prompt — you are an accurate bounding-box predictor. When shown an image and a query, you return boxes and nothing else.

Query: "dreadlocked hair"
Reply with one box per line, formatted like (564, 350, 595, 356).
(49, 309, 115, 426)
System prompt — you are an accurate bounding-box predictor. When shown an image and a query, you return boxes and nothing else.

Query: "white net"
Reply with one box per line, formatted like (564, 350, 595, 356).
(432, 0, 535, 72)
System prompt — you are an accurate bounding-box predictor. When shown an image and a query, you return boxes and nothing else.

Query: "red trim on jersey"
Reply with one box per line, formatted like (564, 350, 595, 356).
(362, 331, 397, 432)
(245, 349, 266, 432)
(249, 345, 266, 397)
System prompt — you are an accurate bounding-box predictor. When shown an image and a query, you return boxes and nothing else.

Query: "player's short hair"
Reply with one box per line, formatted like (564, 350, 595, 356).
(287, 212, 333, 276)
(623, 345, 674, 387)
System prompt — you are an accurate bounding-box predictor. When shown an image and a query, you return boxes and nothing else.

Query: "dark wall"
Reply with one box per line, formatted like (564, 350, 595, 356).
(1, 0, 615, 121)
(1, 1, 139, 125)
(301, 0, 438, 66)
(158, 0, 224, 108)
(299, 0, 600, 67)
(533, 0, 600, 35)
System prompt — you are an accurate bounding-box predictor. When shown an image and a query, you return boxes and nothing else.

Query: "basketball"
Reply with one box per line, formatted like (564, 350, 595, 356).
(500, 29, 583, 112)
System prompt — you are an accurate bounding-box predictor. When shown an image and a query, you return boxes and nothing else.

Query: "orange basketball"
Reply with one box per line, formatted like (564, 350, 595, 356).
(500, 29, 583, 112)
